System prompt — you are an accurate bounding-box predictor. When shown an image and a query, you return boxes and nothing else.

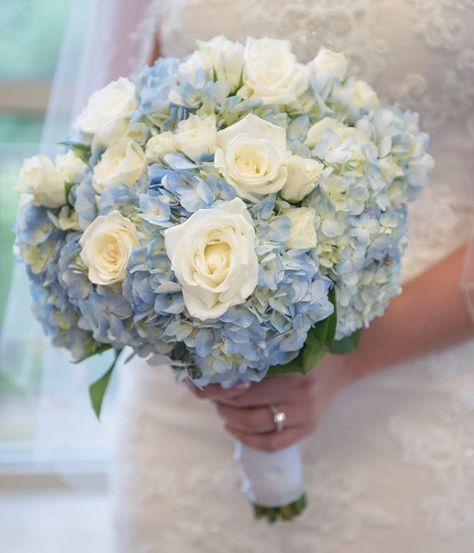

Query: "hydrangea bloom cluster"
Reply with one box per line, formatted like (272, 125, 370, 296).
(14, 37, 433, 386)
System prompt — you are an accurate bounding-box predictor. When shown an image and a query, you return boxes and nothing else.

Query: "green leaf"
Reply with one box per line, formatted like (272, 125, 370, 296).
(267, 287, 338, 376)
(64, 181, 74, 201)
(301, 318, 330, 371)
(324, 287, 337, 347)
(329, 328, 362, 355)
(59, 141, 92, 163)
(72, 344, 112, 365)
(89, 349, 122, 419)
(266, 356, 301, 376)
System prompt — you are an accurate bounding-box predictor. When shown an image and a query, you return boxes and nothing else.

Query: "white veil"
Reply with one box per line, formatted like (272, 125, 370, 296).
(0, 0, 162, 468)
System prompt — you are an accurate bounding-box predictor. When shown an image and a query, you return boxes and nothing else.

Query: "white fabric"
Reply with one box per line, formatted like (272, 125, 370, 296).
(111, 1, 474, 552)
(235, 442, 305, 507)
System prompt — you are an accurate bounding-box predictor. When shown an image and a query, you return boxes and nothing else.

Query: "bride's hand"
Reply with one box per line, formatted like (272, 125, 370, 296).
(189, 355, 355, 452)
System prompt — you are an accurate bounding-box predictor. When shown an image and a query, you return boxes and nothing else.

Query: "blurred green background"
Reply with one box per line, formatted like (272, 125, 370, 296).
(0, 0, 71, 325)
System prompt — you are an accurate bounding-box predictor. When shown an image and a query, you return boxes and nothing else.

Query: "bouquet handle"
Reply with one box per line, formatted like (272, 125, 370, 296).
(234, 441, 307, 522)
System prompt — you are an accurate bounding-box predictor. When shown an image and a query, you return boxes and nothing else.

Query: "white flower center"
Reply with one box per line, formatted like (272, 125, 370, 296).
(193, 231, 234, 287)
(234, 148, 266, 177)
(103, 238, 120, 265)
(205, 241, 231, 275)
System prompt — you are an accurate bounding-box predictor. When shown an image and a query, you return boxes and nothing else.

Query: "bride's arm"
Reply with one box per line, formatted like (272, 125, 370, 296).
(350, 243, 473, 380)
(191, 244, 474, 451)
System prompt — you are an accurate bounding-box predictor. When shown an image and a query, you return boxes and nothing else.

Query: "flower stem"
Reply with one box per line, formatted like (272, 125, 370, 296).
(253, 494, 307, 523)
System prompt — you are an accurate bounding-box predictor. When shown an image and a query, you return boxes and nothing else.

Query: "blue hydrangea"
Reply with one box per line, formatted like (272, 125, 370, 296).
(15, 213, 99, 360)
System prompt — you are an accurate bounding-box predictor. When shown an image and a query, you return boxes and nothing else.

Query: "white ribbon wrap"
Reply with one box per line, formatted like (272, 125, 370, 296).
(234, 442, 305, 507)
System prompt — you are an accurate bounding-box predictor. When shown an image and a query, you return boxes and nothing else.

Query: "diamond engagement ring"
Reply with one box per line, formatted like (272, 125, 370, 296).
(270, 406, 287, 433)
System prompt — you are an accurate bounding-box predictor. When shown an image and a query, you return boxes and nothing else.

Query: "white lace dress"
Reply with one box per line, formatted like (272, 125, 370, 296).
(112, 1, 474, 551)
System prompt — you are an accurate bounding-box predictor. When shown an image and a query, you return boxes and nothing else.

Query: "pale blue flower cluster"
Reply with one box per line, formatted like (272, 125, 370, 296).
(15, 204, 97, 359)
(14, 38, 433, 385)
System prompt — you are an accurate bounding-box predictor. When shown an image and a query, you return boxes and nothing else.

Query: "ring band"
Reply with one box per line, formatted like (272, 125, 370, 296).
(270, 405, 287, 433)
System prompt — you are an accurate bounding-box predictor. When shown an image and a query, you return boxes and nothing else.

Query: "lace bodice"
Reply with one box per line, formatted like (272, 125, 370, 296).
(150, 0, 474, 280)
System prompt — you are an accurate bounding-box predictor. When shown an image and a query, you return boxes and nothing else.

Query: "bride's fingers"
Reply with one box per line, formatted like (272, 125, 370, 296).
(224, 423, 316, 453)
(217, 374, 317, 408)
(187, 380, 252, 400)
(216, 402, 314, 435)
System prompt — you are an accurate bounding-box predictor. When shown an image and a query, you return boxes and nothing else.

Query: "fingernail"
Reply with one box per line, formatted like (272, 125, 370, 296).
(233, 381, 251, 391)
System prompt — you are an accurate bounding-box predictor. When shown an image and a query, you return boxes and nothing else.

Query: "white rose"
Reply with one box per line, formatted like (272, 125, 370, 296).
(17, 155, 66, 208)
(80, 210, 139, 286)
(145, 132, 177, 162)
(164, 198, 258, 320)
(91, 118, 129, 150)
(284, 207, 318, 249)
(333, 80, 379, 109)
(241, 38, 309, 104)
(75, 78, 137, 135)
(197, 36, 244, 90)
(174, 114, 217, 160)
(93, 138, 146, 193)
(280, 155, 324, 202)
(311, 48, 348, 81)
(177, 38, 244, 91)
(214, 113, 289, 201)
(56, 151, 88, 182)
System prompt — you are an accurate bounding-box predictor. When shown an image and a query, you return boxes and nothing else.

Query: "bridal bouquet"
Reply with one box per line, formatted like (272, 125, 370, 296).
(14, 37, 433, 521)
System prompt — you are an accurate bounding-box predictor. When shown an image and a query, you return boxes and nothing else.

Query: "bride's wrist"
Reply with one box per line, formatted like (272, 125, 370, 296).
(343, 324, 392, 383)
(329, 344, 375, 388)
(319, 352, 361, 394)
(340, 353, 363, 387)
